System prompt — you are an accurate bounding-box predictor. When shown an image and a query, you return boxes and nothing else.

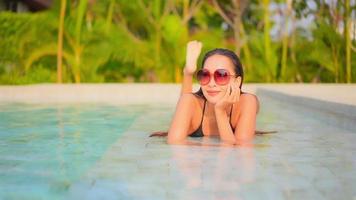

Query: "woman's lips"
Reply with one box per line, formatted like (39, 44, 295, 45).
(207, 90, 220, 96)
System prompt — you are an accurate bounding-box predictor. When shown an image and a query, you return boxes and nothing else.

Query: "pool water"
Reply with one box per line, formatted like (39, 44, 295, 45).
(0, 95, 355, 200)
(0, 103, 149, 199)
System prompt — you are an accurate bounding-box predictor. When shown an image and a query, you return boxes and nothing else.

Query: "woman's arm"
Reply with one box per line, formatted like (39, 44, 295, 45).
(215, 93, 257, 146)
(233, 94, 258, 144)
(215, 108, 237, 145)
(214, 78, 242, 145)
(180, 41, 202, 95)
(181, 70, 194, 95)
(167, 94, 197, 144)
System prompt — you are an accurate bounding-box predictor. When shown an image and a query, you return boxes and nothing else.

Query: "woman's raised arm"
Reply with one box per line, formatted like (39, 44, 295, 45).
(181, 41, 202, 95)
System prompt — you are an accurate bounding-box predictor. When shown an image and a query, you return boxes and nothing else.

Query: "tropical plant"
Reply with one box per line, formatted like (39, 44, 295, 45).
(0, 0, 354, 84)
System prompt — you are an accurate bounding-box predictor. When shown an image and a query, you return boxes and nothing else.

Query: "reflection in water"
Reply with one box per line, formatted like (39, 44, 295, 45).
(56, 105, 71, 189)
(169, 137, 256, 199)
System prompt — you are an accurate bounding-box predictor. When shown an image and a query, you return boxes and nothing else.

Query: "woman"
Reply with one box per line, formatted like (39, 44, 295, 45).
(166, 41, 259, 146)
(150, 41, 272, 145)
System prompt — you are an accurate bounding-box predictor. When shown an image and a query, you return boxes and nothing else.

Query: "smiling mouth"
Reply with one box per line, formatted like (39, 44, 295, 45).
(206, 91, 220, 96)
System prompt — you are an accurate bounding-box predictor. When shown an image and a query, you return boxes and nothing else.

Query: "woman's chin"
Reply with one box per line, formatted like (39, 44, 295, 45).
(205, 96, 220, 104)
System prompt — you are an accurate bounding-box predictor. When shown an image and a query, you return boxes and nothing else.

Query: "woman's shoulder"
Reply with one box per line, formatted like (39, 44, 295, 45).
(180, 93, 205, 105)
(239, 92, 259, 112)
(240, 92, 258, 101)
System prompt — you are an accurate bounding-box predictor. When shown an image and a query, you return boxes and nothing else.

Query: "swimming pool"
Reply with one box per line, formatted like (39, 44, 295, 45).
(0, 103, 150, 199)
(0, 93, 355, 199)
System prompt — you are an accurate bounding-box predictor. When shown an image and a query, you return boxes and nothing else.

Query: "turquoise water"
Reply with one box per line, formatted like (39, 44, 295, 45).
(0, 97, 355, 200)
(0, 103, 148, 200)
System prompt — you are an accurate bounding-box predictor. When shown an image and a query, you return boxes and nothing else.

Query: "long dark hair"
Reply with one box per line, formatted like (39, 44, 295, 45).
(195, 48, 244, 99)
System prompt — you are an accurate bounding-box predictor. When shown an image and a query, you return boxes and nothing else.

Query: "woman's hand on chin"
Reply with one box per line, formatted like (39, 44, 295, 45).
(214, 78, 241, 112)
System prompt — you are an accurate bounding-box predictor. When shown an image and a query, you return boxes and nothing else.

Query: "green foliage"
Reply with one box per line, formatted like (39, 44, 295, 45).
(293, 21, 347, 82)
(243, 31, 280, 82)
(0, 0, 354, 84)
(0, 11, 58, 83)
(0, 65, 56, 84)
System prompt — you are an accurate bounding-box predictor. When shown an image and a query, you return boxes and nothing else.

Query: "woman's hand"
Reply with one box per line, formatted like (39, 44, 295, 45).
(214, 78, 242, 144)
(215, 78, 241, 112)
(184, 40, 202, 75)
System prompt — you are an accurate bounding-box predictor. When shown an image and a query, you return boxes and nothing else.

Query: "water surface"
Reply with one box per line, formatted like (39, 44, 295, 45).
(0, 96, 355, 200)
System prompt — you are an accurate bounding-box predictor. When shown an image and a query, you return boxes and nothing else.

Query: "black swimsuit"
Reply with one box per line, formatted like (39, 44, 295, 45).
(189, 99, 235, 137)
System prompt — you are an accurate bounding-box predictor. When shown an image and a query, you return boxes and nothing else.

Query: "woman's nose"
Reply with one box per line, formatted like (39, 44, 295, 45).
(207, 76, 217, 87)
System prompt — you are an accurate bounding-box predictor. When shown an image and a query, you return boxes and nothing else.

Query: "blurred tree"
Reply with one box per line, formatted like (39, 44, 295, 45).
(280, 0, 292, 81)
(57, 0, 66, 83)
(25, 0, 112, 83)
(210, 0, 252, 70)
(0, 0, 354, 84)
(164, 0, 203, 82)
(344, 0, 351, 83)
(293, 0, 355, 83)
(262, 0, 276, 82)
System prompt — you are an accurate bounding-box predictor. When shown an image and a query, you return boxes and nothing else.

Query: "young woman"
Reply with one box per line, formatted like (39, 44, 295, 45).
(151, 41, 271, 146)
(165, 41, 259, 146)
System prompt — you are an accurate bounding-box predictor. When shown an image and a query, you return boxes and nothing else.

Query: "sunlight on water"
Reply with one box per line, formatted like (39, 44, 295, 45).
(0, 103, 147, 199)
(0, 98, 355, 200)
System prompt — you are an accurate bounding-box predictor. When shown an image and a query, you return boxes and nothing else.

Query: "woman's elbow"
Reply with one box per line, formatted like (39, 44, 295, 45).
(220, 138, 237, 146)
(166, 136, 176, 144)
(166, 133, 186, 145)
(234, 136, 254, 146)
(167, 138, 186, 145)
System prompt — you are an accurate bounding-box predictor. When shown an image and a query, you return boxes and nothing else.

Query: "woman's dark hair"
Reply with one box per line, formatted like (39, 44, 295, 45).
(195, 48, 244, 99)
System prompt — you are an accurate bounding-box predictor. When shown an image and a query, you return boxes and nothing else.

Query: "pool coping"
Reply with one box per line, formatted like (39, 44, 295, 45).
(0, 83, 355, 104)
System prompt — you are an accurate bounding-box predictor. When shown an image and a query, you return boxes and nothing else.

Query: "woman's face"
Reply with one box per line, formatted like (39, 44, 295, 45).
(200, 54, 239, 104)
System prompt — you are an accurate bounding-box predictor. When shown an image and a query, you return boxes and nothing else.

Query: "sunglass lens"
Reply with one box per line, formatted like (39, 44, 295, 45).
(215, 69, 230, 85)
(197, 70, 210, 85)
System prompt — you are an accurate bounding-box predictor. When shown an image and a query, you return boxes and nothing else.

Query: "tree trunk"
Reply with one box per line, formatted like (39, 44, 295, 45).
(57, 0, 66, 83)
(344, 0, 351, 83)
(105, 0, 115, 33)
(239, 22, 252, 71)
(332, 45, 340, 83)
(75, 0, 88, 43)
(74, 47, 81, 83)
(73, 0, 88, 83)
(262, 0, 272, 81)
(280, 0, 292, 81)
(233, 2, 241, 55)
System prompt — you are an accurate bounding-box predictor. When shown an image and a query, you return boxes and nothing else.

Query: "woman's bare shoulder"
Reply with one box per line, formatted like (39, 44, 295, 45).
(180, 93, 204, 107)
(239, 93, 259, 113)
(240, 92, 258, 100)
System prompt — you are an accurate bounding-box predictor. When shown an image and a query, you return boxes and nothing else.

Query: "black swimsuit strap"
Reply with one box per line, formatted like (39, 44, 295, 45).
(195, 100, 235, 135)
(202, 101, 232, 125)
(200, 100, 207, 125)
